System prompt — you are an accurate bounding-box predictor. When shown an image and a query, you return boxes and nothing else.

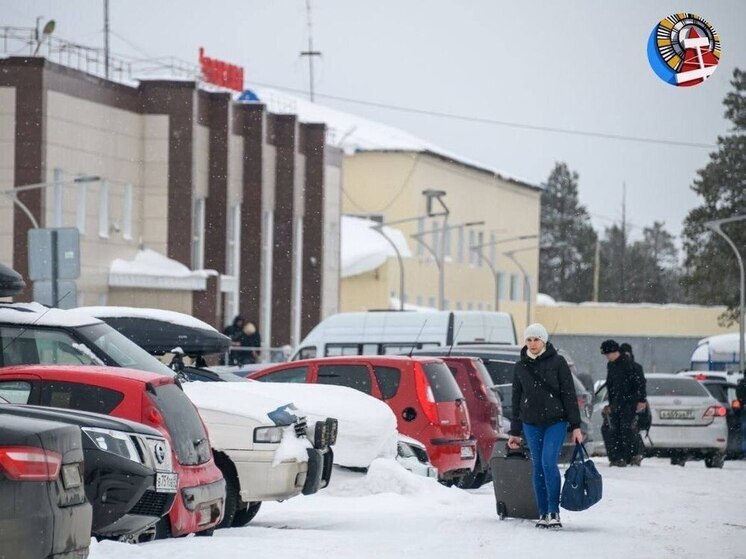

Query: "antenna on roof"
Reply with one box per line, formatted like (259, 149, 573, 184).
(447, 321, 464, 357)
(408, 319, 428, 358)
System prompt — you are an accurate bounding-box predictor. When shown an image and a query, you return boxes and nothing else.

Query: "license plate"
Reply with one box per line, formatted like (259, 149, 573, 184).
(155, 472, 178, 493)
(61, 464, 82, 489)
(460, 446, 474, 459)
(660, 409, 694, 420)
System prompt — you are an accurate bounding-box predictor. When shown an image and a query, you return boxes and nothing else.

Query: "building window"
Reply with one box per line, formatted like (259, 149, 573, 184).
(98, 180, 109, 239)
(498, 272, 508, 300)
(510, 273, 521, 301)
(469, 230, 477, 266)
(226, 204, 241, 277)
(123, 184, 133, 240)
(457, 226, 464, 264)
(489, 232, 496, 266)
(416, 296, 423, 307)
(467, 302, 474, 310)
(477, 302, 484, 311)
(477, 231, 484, 267)
(76, 182, 87, 235)
(191, 198, 206, 270)
(428, 296, 436, 309)
(443, 227, 452, 259)
(415, 217, 424, 257)
(443, 299, 449, 310)
(456, 301, 462, 310)
(431, 220, 440, 260)
(524, 275, 532, 302)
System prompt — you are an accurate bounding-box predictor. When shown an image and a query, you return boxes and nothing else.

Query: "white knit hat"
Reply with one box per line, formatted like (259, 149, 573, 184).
(523, 323, 549, 343)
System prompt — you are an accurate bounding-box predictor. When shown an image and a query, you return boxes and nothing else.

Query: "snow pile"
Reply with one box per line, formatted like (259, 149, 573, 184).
(341, 216, 412, 278)
(109, 249, 217, 290)
(327, 458, 465, 504)
(235, 381, 398, 468)
(77, 306, 219, 333)
(536, 292, 557, 306)
(272, 426, 312, 467)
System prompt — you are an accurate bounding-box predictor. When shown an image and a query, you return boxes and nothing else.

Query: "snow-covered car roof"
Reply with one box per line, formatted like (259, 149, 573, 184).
(0, 302, 102, 328)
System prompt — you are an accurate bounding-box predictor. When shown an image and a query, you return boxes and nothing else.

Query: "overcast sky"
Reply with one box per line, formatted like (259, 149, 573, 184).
(3, 1, 744, 243)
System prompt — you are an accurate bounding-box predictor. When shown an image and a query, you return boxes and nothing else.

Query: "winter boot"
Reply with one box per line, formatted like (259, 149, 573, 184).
(546, 513, 562, 528)
(535, 515, 548, 528)
(630, 455, 643, 466)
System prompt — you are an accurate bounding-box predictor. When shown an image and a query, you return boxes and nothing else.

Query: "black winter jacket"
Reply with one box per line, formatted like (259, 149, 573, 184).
(509, 343, 582, 436)
(606, 353, 646, 412)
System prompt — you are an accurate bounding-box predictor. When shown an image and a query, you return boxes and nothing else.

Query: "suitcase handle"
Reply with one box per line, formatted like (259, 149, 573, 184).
(504, 443, 530, 459)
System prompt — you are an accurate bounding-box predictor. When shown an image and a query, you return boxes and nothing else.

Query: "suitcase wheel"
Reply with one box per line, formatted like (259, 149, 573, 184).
(497, 501, 507, 520)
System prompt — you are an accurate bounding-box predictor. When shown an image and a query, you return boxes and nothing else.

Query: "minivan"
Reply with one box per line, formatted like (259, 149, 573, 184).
(290, 311, 517, 361)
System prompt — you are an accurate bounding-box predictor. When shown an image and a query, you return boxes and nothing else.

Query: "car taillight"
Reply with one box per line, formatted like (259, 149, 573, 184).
(144, 402, 164, 427)
(0, 446, 62, 481)
(704, 405, 727, 418)
(414, 363, 439, 424)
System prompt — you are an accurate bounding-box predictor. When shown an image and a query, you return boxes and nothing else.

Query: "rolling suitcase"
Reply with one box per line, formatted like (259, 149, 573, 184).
(490, 442, 538, 520)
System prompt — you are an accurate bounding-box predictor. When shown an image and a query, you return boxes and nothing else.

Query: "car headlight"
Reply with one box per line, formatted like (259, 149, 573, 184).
(82, 427, 142, 464)
(254, 426, 284, 443)
(144, 436, 173, 472)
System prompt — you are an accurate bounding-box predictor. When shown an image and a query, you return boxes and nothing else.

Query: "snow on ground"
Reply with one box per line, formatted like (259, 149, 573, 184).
(90, 457, 744, 559)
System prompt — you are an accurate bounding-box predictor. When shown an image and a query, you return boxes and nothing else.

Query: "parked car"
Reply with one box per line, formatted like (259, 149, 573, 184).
(641, 374, 728, 467)
(249, 355, 478, 485)
(0, 401, 177, 542)
(290, 310, 517, 360)
(0, 365, 225, 537)
(0, 413, 92, 559)
(79, 306, 336, 527)
(412, 345, 595, 461)
(679, 372, 743, 458)
(423, 355, 502, 488)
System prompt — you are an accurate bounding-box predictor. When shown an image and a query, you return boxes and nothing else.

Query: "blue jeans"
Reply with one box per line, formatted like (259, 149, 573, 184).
(523, 421, 567, 515)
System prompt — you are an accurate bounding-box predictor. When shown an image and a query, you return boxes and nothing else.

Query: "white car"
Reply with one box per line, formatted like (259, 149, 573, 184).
(643, 374, 728, 467)
(183, 382, 335, 527)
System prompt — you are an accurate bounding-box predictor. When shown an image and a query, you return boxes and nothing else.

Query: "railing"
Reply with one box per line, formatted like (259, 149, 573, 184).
(224, 346, 292, 365)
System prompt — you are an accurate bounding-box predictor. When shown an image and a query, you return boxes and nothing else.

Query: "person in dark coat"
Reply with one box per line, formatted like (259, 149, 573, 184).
(223, 316, 245, 365)
(236, 321, 262, 365)
(508, 323, 583, 529)
(736, 376, 746, 456)
(601, 340, 647, 467)
(620, 343, 648, 466)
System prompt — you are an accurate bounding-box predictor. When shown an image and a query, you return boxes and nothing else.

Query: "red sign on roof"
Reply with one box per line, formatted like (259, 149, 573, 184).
(198, 47, 244, 91)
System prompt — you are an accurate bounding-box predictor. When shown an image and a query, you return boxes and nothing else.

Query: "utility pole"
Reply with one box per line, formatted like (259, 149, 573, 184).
(593, 238, 600, 302)
(103, 0, 110, 79)
(300, 0, 321, 102)
(620, 182, 627, 303)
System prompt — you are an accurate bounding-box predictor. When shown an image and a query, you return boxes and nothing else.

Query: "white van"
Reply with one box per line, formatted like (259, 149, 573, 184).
(690, 332, 743, 372)
(291, 310, 517, 360)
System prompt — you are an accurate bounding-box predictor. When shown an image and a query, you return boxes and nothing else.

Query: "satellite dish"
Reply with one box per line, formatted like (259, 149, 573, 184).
(42, 20, 56, 36)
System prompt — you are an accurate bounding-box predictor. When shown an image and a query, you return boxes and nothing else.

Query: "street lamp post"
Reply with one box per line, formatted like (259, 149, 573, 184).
(410, 220, 484, 311)
(705, 215, 746, 375)
(470, 234, 538, 311)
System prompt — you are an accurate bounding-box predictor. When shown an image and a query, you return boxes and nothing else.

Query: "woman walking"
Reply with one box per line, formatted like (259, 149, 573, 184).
(507, 323, 582, 529)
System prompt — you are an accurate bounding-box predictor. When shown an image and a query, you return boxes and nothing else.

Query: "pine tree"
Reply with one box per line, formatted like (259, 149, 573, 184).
(539, 162, 598, 302)
(682, 68, 746, 324)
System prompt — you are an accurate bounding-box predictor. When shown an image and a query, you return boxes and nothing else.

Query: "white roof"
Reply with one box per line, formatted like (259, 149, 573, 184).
(249, 87, 536, 189)
(77, 306, 218, 333)
(0, 302, 102, 328)
(341, 216, 412, 278)
(109, 249, 217, 291)
(693, 332, 743, 363)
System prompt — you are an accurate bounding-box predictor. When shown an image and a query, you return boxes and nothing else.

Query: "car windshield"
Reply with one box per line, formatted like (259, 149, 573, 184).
(77, 323, 174, 376)
(647, 377, 710, 397)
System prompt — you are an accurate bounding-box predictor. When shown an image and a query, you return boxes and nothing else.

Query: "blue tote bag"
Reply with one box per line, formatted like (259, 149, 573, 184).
(560, 443, 603, 511)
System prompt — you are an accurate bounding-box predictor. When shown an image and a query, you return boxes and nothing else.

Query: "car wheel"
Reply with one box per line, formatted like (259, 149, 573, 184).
(154, 517, 172, 540)
(456, 459, 487, 489)
(497, 501, 507, 520)
(232, 501, 262, 527)
(670, 455, 686, 467)
(705, 453, 725, 469)
(215, 456, 239, 529)
(195, 527, 215, 537)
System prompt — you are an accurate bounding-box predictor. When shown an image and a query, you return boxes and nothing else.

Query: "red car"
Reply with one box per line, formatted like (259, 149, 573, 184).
(0, 365, 225, 538)
(249, 356, 477, 484)
(437, 356, 503, 488)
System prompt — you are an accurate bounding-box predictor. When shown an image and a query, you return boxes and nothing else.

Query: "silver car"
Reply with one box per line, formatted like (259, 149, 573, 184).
(643, 374, 728, 467)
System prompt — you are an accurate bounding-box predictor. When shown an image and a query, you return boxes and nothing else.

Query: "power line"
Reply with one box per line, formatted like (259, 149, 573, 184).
(248, 80, 716, 149)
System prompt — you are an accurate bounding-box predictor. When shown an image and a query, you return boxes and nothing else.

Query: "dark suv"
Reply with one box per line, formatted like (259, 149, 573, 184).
(0, 401, 176, 542)
(0, 414, 92, 559)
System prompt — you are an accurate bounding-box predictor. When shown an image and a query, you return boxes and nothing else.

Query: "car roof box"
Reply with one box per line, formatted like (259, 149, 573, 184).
(0, 263, 25, 297)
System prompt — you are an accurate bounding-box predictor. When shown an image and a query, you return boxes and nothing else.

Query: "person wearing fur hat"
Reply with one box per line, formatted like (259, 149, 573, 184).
(508, 323, 582, 529)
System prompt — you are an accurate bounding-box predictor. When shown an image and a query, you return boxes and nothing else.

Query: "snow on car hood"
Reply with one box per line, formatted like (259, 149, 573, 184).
(182, 382, 302, 425)
(196, 381, 398, 468)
